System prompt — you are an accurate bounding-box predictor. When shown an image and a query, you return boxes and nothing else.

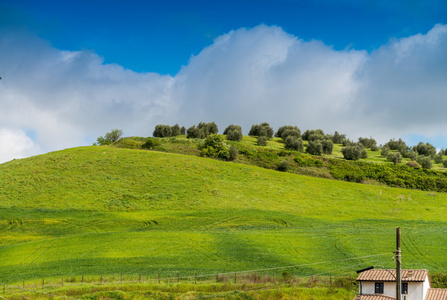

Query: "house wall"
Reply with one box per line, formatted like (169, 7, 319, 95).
(359, 280, 429, 300)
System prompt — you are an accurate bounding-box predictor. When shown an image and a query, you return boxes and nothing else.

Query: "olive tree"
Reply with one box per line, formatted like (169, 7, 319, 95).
(224, 124, 243, 142)
(249, 123, 273, 138)
(96, 129, 123, 145)
(306, 140, 323, 156)
(284, 136, 303, 152)
(341, 145, 367, 161)
(387, 152, 402, 165)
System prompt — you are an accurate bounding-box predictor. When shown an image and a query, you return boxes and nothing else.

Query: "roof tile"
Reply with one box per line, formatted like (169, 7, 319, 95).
(357, 269, 429, 282)
(354, 295, 395, 300)
(425, 289, 447, 300)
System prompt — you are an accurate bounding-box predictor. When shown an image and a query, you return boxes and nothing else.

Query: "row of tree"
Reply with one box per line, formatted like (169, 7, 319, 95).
(147, 123, 446, 167)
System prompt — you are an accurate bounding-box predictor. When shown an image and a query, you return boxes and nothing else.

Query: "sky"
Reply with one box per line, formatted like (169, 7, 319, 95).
(0, 0, 447, 163)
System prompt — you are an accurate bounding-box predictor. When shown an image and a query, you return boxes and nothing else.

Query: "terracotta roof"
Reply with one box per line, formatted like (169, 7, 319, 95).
(426, 289, 447, 300)
(354, 295, 395, 300)
(357, 269, 429, 282)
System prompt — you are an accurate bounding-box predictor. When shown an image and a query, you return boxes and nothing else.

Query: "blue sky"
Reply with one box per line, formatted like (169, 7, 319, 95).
(4, 0, 447, 74)
(1, 0, 447, 162)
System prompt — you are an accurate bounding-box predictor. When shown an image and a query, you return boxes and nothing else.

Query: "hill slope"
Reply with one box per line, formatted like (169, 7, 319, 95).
(0, 146, 446, 283)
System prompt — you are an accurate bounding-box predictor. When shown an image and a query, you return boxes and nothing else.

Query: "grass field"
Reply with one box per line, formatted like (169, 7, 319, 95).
(0, 146, 446, 290)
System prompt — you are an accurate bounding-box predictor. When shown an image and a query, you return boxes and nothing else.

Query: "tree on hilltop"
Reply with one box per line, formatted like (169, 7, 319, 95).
(96, 129, 123, 145)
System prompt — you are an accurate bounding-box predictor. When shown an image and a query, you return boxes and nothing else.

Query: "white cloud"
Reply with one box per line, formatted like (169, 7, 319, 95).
(1, 24, 447, 163)
(352, 24, 447, 144)
(0, 128, 41, 162)
(173, 25, 367, 133)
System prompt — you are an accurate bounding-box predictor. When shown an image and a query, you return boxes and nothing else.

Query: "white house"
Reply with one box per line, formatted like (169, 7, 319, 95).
(355, 269, 447, 300)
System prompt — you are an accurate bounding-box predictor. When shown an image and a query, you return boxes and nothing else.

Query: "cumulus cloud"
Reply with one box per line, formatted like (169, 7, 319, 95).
(0, 128, 41, 162)
(1, 24, 447, 163)
(353, 24, 447, 143)
(174, 25, 366, 133)
(0, 30, 174, 163)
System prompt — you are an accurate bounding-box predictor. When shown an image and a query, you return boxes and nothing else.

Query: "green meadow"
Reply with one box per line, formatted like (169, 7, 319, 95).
(0, 145, 446, 289)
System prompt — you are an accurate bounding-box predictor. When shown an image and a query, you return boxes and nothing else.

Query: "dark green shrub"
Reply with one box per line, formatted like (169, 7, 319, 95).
(229, 145, 239, 161)
(413, 142, 436, 157)
(226, 130, 242, 142)
(358, 137, 377, 149)
(302, 129, 324, 141)
(172, 124, 181, 136)
(187, 125, 206, 139)
(223, 124, 241, 135)
(332, 131, 346, 144)
(322, 140, 333, 154)
(444, 160, 447, 168)
(416, 156, 432, 169)
(199, 134, 229, 160)
(142, 138, 162, 149)
(434, 154, 443, 164)
(342, 145, 367, 161)
(153, 125, 172, 137)
(307, 134, 326, 141)
(280, 129, 301, 141)
(381, 147, 390, 157)
(198, 122, 218, 135)
(408, 150, 417, 160)
(224, 125, 243, 142)
(385, 138, 407, 154)
(306, 140, 323, 156)
(257, 136, 268, 146)
(387, 152, 402, 165)
(284, 136, 303, 151)
(276, 126, 300, 138)
(294, 155, 323, 167)
(342, 139, 354, 146)
(249, 123, 273, 138)
(278, 160, 290, 172)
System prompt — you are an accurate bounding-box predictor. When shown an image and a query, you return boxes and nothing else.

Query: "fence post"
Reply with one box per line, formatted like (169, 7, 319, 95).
(82, 275, 84, 283)
(216, 273, 218, 283)
(42, 278, 45, 289)
(158, 273, 160, 284)
(121, 273, 123, 283)
(3, 283, 5, 294)
(177, 273, 180, 284)
(100, 274, 103, 285)
(62, 277, 64, 287)
(139, 273, 142, 283)
(273, 273, 275, 282)
(195, 273, 197, 285)
(234, 272, 236, 284)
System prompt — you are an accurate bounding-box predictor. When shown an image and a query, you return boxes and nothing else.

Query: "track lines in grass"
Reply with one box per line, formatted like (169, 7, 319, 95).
(274, 236, 301, 260)
(176, 235, 219, 261)
(16, 238, 57, 266)
(272, 219, 288, 229)
(403, 233, 444, 270)
(198, 216, 241, 231)
(333, 235, 354, 259)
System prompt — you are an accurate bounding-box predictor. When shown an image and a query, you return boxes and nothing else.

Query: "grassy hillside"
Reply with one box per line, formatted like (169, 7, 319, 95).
(116, 135, 447, 192)
(0, 146, 447, 286)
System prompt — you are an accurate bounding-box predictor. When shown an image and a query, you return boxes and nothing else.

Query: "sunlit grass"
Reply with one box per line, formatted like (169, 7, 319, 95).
(0, 146, 446, 286)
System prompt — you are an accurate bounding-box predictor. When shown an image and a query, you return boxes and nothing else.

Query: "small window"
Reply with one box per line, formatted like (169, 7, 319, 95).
(375, 282, 384, 293)
(402, 283, 408, 294)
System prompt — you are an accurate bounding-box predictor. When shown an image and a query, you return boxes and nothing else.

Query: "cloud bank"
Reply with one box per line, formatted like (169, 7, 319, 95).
(0, 24, 446, 163)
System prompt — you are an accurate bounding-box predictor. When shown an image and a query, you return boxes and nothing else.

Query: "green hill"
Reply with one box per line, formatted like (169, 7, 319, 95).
(0, 146, 446, 284)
